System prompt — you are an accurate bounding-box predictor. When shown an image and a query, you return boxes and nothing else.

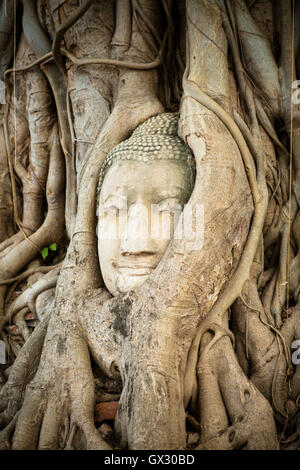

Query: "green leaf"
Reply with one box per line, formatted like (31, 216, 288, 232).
(41, 247, 49, 260)
(49, 243, 57, 251)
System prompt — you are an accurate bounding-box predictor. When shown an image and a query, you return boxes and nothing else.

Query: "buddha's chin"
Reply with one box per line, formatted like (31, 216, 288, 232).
(115, 272, 151, 295)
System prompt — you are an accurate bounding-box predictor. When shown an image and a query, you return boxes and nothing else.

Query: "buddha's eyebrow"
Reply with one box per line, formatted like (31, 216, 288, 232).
(155, 189, 185, 199)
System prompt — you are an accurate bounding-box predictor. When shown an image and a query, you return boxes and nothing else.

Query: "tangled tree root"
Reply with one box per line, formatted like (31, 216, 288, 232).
(0, 314, 50, 430)
(5, 265, 61, 323)
(0, 412, 19, 450)
(9, 316, 112, 450)
(195, 334, 278, 450)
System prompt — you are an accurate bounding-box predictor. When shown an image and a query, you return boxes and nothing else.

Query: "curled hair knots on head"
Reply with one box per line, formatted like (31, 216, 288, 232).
(97, 113, 195, 202)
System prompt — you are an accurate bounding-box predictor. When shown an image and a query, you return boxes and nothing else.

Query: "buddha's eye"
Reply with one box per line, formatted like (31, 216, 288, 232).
(105, 204, 119, 214)
(100, 197, 127, 217)
(103, 205, 127, 217)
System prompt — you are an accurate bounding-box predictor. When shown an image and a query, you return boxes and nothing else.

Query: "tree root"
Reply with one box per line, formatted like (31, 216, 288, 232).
(0, 0, 14, 80)
(0, 412, 19, 450)
(0, 233, 25, 258)
(8, 301, 111, 450)
(14, 308, 31, 343)
(5, 266, 61, 323)
(0, 314, 50, 430)
(195, 335, 278, 450)
(281, 305, 300, 402)
(51, 0, 94, 77)
(0, 262, 62, 286)
(21, 0, 74, 236)
(231, 280, 289, 420)
(0, 123, 65, 332)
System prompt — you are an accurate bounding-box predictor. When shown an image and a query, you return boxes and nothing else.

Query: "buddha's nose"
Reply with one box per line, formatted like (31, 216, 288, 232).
(120, 202, 154, 256)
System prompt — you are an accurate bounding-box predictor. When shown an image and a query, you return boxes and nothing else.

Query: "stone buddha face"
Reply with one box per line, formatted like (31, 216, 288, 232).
(96, 113, 195, 296)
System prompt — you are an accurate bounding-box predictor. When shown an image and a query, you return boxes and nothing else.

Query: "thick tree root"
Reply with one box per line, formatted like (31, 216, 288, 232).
(281, 305, 300, 402)
(0, 412, 19, 450)
(195, 335, 279, 450)
(0, 123, 65, 332)
(0, 314, 50, 430)
(9, 300, 111, 450)
(231, 280, 289, 419)
(5, 266, 61, 323)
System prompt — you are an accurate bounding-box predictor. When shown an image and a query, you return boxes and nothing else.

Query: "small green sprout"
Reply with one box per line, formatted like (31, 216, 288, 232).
(41, 243, 57, 260)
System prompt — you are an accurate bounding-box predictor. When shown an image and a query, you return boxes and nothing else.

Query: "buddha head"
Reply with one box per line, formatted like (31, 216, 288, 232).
(96, 113, 195, 296)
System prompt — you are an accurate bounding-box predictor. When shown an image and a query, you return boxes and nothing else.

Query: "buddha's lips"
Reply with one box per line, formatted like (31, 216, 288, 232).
(116, 264, 155, 276)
